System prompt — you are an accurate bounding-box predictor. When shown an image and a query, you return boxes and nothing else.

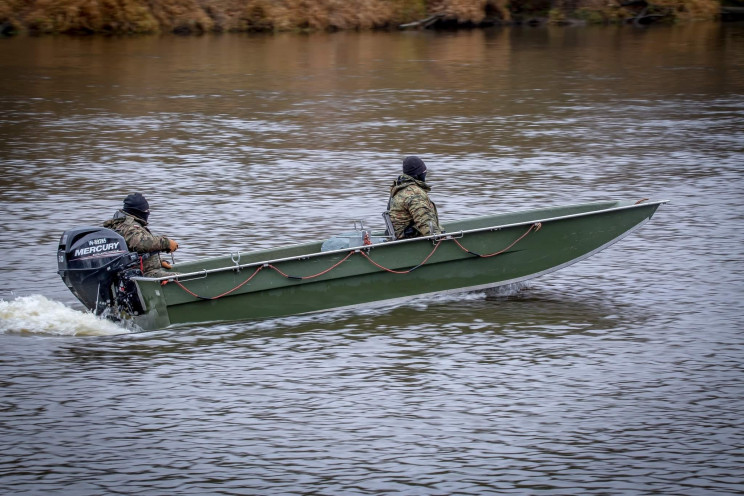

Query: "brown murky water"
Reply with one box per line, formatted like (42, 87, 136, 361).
(1, 23, 743, 495)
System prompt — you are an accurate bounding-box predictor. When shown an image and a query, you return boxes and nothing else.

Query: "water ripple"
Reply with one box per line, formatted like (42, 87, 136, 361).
(1, 26, 743, 495)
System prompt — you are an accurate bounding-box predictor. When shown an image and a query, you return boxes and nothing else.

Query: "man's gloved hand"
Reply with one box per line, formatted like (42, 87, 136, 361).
(161, 260, 172, 269)
(168, 239, 179, 253)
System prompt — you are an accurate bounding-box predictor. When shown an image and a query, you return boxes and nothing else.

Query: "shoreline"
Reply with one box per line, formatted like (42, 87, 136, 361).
(0, 0, 735, 38)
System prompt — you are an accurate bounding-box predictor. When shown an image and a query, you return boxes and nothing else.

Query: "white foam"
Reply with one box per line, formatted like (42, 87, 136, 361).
(0, 295, 130, 336)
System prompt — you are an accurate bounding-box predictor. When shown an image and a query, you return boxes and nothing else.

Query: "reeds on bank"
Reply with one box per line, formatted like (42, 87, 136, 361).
(0, 0, 724, 36)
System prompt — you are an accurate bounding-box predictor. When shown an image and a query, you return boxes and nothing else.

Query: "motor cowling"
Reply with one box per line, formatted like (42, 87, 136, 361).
(57, 227, 142, 317)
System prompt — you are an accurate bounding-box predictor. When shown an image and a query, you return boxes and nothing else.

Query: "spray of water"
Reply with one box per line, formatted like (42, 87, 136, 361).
(0, 295, 130, 336)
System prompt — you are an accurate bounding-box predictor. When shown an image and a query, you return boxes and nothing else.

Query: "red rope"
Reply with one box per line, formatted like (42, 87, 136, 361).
(173, 265, 264, 300)
(268, 250, 355, 280)
(359, 240, 443, 274)
(452, 222, 541, 258)
(173, 251, 355, 301)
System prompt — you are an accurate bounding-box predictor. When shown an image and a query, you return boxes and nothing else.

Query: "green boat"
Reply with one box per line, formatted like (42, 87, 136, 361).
(57, 199, 667, 330)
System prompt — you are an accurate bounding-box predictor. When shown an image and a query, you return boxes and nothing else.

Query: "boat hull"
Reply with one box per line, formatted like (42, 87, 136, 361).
(132, 199, 666, 330)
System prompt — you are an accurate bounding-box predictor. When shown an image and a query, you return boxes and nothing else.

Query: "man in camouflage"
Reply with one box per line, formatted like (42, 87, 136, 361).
(103, 193, 179, 278)
(388, 156, 443, 239)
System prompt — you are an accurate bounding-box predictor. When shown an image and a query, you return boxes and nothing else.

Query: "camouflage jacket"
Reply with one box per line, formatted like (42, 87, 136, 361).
(103, 210, 173, 277)
(388, 174, 442, 239)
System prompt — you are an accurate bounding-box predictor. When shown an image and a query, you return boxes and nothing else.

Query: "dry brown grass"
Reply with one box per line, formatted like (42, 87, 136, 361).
(653, 0, 722, 20)
(6, 0, 161, 34)
(0, 0, 723, 35)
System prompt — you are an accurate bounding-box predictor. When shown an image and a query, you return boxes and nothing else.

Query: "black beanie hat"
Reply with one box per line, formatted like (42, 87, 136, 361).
(123, 193, 150, 220)
(402, 156, 427, 177)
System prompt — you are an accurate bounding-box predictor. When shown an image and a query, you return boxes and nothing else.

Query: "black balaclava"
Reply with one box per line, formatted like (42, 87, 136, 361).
(123, 192, 150, 222)
(402, 156, 427, 182)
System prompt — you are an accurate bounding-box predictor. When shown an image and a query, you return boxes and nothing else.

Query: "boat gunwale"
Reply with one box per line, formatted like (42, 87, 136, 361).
(134, 199, 669, 283)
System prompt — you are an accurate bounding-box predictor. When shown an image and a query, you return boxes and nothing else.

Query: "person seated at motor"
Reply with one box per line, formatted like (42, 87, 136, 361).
(103, 192, 179, 278)
(388, 156, 443, 239)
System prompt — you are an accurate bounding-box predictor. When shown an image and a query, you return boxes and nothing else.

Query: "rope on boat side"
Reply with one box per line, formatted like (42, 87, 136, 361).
(171, 222, 541, 300)
(172, 251, 355, 300)
(173, 265, 264, 300)
(451, 222, 541, 258)
(267, 250, 355, 280)
(359, 240, 443, 274)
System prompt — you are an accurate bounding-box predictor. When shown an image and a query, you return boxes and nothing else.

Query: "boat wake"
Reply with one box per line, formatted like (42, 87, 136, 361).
(484, 282, 530, 299)
(0, 295, 130, 336)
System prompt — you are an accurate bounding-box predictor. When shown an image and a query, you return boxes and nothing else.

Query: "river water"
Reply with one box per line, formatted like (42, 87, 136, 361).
(1, 23, 743, 495)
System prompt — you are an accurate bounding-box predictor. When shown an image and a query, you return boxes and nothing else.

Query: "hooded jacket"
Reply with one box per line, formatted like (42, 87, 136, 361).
(103, 210, 173, 277)
(388, 174, 442, 239)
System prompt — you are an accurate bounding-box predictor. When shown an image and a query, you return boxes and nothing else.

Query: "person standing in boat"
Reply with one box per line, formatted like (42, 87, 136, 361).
(388, 156, 443, 239)
(103, 192, 179, 278)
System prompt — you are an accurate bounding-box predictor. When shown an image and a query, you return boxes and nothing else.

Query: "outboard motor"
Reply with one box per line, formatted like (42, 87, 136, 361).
(57, 227, 144, 319)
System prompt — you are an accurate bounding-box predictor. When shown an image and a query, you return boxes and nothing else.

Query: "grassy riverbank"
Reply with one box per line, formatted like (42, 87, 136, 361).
(0, 0, 728, 36)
